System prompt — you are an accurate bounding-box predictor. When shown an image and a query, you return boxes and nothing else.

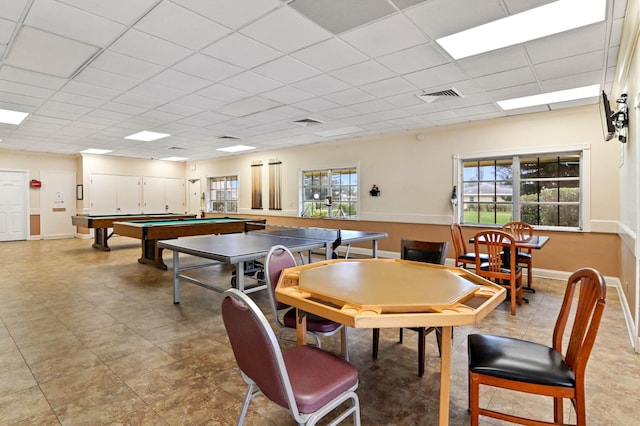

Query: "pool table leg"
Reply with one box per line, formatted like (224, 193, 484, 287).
(138, 239, 168, 270)
(92, 227, 111, 251)
(438, 326, 453, 426)
(173, 250, 180, 304)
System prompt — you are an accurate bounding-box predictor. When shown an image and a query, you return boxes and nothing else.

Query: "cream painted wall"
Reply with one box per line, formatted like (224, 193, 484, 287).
(79, 154, 186, 214)
(187, 105, 620, 230)
(0, 150, 77, 212)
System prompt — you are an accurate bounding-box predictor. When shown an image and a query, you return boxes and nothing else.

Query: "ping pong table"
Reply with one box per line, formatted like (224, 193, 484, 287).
(157, 225, 388, 304)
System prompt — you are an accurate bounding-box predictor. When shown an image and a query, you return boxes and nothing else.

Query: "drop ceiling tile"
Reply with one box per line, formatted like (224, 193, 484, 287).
(0, 91, 43, 108)
(240, 6, 332, 53)
(5, 26, 98, 78)
(222, 71, 284, 94)
(487, 82, 542, 102)
(291, 38, 369, 72)
(457, 46, 530, 78)
(62, 81, 121, 100)
(376, 43, 449, 75)
(89, 50, 164, 80)
(129, 81, 188, 102)
(149, 69, 212, 92)
(0, 65, 67, 89)
(0, 0, 28, 21)
(403, 63, 467, 89)
(350, 98, 395, 114)
(331, 61, 395, 86)
(263, 86, 315, 104)
(341, 14, 427, 58)
(173, 54, 243, 82)
(473, 66, 537, 91)
(0, 17, 15, 44)
(291, 74, 351, 96)
(360, 77, 416, 98)
(76, 67, 140, 91)
(323, 88, 376, 106)
(0, 79, 55, 98)
(253, 56, 322, 84)
(502, 0, 555, 14)
(57, 0, 158, 24)
(535, 50, 604, 81)
(97, 102, 146, 116)
(112, 92, 166, 110)
(539, 69, 602, 92)
(294, 97, 339, 112)
(317, 106, 361, 120)
(197, 84, 249, 103)
(50, 92, 106, 108)
(134, 1, 229, 50)
(172, 0, 280, 29)
(25, 0, 125, 47)
(109, 29, 192, 67)
(405, 0, 505, 39)
(525, 23, 607, 64)
(174, 93, 224, 110)
(289, 0, 395, 34)
(202, 33, 283, 69)
(383, 92, 424, 108)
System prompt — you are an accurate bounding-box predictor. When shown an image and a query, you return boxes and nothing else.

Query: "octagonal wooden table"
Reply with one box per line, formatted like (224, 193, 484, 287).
(276, 258, 506, 426)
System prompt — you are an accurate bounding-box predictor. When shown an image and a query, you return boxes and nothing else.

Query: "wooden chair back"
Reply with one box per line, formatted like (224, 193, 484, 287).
(401, 239, 449, 265)
(501, 221, 533, 242)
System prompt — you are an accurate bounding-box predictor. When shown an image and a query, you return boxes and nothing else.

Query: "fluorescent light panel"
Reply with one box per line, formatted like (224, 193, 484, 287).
(81, 148, 112, 155)
(436, 0, 606, 59)
(216, 145, 256, 153)
(497, 84, 600, 110)
(0, 108, 29, 125)
(160, 157, 189, 161)
(124, 131, 170, 142)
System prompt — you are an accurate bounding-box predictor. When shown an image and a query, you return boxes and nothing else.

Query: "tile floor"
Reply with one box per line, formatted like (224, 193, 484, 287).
(0, 237, 638, 425)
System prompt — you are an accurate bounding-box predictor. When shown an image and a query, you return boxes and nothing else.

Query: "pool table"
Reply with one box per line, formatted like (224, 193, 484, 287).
(113, 217, 266, 269)
(71, 213, 197, 251)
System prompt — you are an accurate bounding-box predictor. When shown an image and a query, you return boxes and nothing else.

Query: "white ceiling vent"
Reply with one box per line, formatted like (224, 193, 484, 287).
(416, 88, 464, 104)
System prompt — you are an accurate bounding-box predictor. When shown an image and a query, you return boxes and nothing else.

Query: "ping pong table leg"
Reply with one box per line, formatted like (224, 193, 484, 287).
(236, 262, 245, 292)
(372, 240, 379, 258)
(438, 326, 453, 426)
(173, 250, 180, 304)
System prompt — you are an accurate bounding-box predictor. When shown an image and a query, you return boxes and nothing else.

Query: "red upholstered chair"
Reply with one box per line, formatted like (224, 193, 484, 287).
(468, 268, 606, 426)
(474, 230, 523, 315)
(451, 223, 488, 268)
(265, 245, 348, 359)
(221, 289, 361, 426)
(372, 239, 450, 376)
(502, 221, 535, 290)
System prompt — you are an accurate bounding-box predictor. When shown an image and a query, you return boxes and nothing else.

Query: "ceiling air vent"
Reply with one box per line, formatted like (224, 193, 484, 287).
(416, 88, 464, 104)
(293, 118, 324, 126)
(218, 135, 240, 140)
(168, 146, 185, 150)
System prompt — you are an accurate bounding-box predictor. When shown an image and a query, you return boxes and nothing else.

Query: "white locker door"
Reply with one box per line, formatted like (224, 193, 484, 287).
(116, 175, 141, 214)
(165, 178, 186, 214)
(0, 171, 28, 241)
(143, 176, 167, 213)
(90, 174, 117, 214)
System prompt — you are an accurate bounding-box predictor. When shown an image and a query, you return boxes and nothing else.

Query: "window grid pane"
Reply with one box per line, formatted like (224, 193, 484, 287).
(462, 153, 581, 228)
(301, 167, 357, 218)
(209, 175, 238, 213)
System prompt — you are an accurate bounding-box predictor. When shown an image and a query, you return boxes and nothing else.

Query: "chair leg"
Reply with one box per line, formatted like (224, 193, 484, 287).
(237, 383, 256, 426)
(340, 326, 349, 361)
(399, 327, 403, 344)
(418, 328, 425, 377)
(469, 373, 480, 426)
(372, 328, 379, 359)
(553, 396, 564, 425)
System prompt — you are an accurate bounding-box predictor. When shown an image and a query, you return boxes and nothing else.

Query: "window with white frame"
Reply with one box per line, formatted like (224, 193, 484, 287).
(209, 175, 238, 213)
(301, 167, 358, 218)
(460, 152, 582, 229)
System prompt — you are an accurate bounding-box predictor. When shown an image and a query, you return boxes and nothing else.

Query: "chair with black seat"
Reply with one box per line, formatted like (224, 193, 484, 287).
(468, 267, 606, 426)
(221, 288, 361, 426)
(474, 230, 523, 315)
(502, 221, 534, 291)
(265, 245, 348, 359)
(451, 223, 488, 268)
(371, 239, 449, 377)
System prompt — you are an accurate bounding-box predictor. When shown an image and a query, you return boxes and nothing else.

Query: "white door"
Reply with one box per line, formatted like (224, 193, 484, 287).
(143, 176, 167, 213)
(165, 177, 186, 213)
(90, 174, 117, 214)
(188, 179, 203, 215)
(40, 171, 76, 239)
(116, 175, 141, 214)
(0, 170, 28, 241)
